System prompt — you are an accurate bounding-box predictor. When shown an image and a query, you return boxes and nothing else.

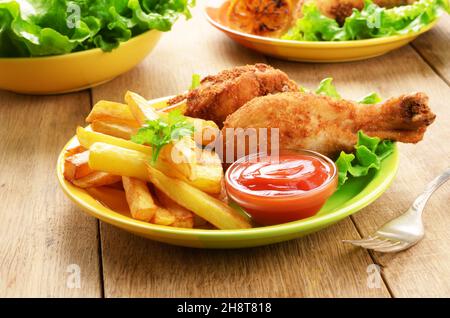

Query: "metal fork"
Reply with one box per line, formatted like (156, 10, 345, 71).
(343, 168, 450, 253)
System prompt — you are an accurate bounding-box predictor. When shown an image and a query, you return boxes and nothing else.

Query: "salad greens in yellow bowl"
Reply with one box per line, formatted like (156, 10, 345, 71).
(0, 0, 194, 94)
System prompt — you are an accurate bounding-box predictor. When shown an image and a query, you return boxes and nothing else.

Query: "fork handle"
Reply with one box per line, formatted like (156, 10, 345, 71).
(411, 167, 450, 214)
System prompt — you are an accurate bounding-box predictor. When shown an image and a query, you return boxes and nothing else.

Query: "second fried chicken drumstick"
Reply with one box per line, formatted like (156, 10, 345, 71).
(223, 92, 436, 158)
(168, 64, 298, 126)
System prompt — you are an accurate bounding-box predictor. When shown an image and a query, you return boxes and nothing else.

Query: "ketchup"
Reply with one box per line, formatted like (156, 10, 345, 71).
(225, 150, 338, 225)
(230, 154, 332, 196)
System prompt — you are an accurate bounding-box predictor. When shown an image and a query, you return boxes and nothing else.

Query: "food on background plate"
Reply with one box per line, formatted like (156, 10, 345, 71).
(62, 64, 435, 230)
(0, 0, 194, 57)
(223, 0, 448, 41)
(296, 0, 419, 24)
(226, 0, 416, 36)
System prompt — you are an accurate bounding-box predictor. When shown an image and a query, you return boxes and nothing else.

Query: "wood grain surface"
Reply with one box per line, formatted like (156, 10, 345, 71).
(0, 5, 448, 298)
(0, 91, 101, 297)
(412, 15, 450, 85)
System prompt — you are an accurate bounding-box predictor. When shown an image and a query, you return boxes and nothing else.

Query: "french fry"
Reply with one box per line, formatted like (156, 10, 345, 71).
(122, 176, 157, 222)
(125, 91, 160, 125)
(72, 172, 121, 188)
(159, 137, 223, 194)
(86, 100, 140, 127)
(65, 145, 86, 157)
(160, 100, 187, 114)
(189, 117, 219, 146)
(91, 120, 138, 140)
(146, 164, 252, 230)
(149, 98, 170, 110)
(155, 189, 194, 228)
(88, 142, 222, 194)
(64, 150, 93, 181)
(85, 187, 130, 215)
(152, 207, 176, 226)
(86, 186, 174, 225)
(89, 142, 150, 181)
(78, 127, 212, 189)
(76, 126, 152, 156)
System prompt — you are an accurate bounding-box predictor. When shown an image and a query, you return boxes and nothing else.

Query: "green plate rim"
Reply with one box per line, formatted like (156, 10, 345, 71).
(57, 126, 399, 242)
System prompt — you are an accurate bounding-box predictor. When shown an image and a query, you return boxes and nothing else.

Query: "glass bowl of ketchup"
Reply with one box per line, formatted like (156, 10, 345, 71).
(225, 150, 338, 226)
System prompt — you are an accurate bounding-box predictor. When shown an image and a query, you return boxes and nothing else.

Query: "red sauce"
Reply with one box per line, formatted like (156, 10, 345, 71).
(225, 151, 338, 225)
(230, 154, 332, 196)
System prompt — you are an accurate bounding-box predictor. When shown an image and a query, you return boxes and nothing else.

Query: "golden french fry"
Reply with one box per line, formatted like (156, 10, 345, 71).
(189, 148, 224, 194)
(72, 172, 122, 188)
(89, 142, 222, 194)
(149, 98, 169, 110)
(189, 117, 219, 146)
(86, 185, 174, 226)
(86, 100, 140, 127)
(159, 137, 223, 194)
(125, 91, 160, 125)
(122, 176, 157, 222)
(85, 186, 130, 215)
(76, 126, 152, 156)
(65, 145, 86, 157)
(160, 100, 187, 114)
(91, 120, 138, 140)
(146, 164, 251, 230)
(211, 178, 229, 204)
(152, 207, 176, 226)
(89, 142, 150, 180)
(64, 150, 93, 181)
(155, 189, 194, 228)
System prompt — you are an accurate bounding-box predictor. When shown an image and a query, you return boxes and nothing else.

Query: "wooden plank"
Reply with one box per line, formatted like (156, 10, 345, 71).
(411, 15, 450, 85)
(0, 91, 102, 297)
(100, 220, 388, 297)
(93, 7, 389, 298)
(267, 45, 450, 297)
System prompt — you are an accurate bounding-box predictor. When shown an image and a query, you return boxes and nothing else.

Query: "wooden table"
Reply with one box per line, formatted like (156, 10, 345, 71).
(1, 6, 449, 298)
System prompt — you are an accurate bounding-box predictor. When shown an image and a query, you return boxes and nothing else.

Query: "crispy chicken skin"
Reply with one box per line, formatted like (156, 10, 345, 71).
(169, 64, 298, 126)
(222, 92, 435, 158)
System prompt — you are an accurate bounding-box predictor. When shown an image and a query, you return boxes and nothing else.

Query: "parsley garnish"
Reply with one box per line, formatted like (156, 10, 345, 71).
(131, 110, 195, 164)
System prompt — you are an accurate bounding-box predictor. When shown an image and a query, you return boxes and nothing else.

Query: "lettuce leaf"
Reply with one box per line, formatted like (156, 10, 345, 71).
(315, 78, 342, 99)
(189, 73, 201, 90)
(0, 0, 194, 57)
(358, 92, 382, 104)
(335, 131, 395, 187)
(302, 78, 381, 104)
(282, 0, 449, 42)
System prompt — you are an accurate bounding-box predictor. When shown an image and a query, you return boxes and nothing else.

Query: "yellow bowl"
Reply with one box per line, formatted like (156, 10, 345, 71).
(204, 0, 439, 63)
(0, 30, 162, 94)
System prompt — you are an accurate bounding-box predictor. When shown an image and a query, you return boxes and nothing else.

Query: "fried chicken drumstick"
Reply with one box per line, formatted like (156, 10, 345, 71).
(223, 92, 435, 158)
(168, 64, 298, 126)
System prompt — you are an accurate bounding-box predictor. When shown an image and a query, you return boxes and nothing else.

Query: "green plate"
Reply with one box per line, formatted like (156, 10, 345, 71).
(57, 129, 398, 249)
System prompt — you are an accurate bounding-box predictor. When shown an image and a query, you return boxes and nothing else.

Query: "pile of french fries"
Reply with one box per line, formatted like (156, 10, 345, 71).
(63, 91, 252, 230)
